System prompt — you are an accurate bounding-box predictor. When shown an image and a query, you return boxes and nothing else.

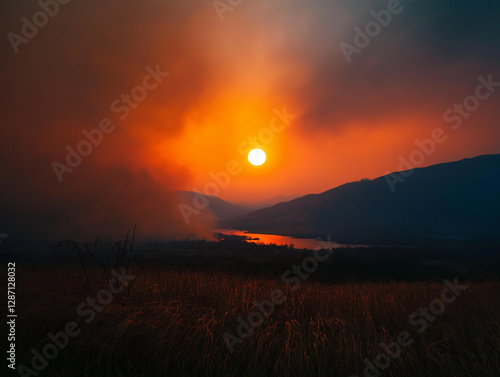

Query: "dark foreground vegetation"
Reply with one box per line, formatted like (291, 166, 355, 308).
(2, 238, 500, 377)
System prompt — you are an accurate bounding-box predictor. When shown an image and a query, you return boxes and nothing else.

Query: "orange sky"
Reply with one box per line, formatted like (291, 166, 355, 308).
(1, 0, 499, 241)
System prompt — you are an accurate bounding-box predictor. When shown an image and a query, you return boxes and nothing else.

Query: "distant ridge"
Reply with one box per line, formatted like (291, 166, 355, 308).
(175, 191, 252, 221)
(236, 194, 302, 210)
(221, 154, 500, 245)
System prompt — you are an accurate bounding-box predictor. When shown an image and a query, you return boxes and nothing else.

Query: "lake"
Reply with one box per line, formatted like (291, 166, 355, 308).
(214, 229, 368, 250)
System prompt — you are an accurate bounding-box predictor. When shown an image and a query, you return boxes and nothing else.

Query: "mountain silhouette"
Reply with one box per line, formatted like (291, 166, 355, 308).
(235, 194, 302, 210)
(175, 191, 252, 221)
(221, 154, 500, 245)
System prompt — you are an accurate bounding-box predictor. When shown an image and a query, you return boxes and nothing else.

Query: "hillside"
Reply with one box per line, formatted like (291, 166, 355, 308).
(175, 191, 252, 221)
(221, 154, 500, 244)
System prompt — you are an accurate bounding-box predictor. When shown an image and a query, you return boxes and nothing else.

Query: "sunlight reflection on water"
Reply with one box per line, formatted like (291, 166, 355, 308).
(214, 229, 368, 250)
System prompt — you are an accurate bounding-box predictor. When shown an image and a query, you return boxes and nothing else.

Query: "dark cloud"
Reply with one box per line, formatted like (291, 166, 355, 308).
(0, 0, 217, 244)
(286, 0, 500, 133)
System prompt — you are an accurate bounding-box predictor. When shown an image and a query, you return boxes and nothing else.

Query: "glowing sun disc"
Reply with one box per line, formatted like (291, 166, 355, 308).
(248, 149, 266, 166)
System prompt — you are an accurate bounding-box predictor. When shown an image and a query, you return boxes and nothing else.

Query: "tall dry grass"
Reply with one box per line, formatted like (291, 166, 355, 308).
(10, 264, 500, 377)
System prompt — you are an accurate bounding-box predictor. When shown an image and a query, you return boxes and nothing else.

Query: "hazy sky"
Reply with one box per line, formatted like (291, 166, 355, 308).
(1, 0, 499, 241)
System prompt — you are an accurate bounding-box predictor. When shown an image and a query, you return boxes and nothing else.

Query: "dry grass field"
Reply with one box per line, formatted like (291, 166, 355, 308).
(8, 253, 500, 377)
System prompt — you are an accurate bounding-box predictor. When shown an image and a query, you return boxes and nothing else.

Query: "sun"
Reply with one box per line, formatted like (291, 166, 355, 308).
(248, 149, 266, 166)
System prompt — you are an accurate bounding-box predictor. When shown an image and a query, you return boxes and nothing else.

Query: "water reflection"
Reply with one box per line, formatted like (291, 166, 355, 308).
(214, 229, 368, 250)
